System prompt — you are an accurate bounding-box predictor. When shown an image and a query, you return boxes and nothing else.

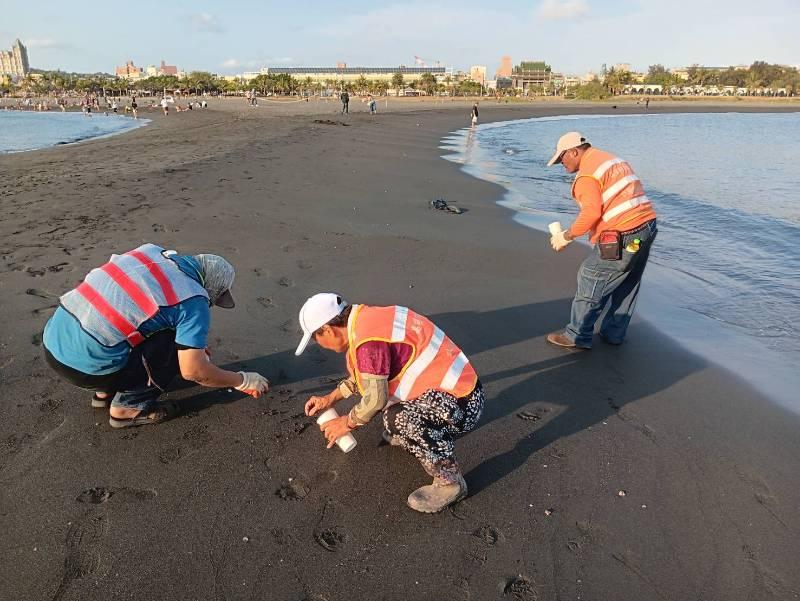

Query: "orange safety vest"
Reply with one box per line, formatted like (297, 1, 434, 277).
(345, 305, 478, 405)
(571, 148, 657, 243)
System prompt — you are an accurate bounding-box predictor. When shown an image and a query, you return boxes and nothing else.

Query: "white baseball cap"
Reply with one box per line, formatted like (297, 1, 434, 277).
(295, 293, 349, 356)
(546, 131, 588, 166)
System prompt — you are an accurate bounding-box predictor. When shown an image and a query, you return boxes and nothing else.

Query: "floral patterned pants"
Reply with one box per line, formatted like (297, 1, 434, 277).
(383, 381, 484, 483)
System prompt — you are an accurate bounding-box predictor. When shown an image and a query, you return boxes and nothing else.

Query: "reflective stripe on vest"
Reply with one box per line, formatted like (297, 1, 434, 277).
(601, 174, 640, 204)
(60, 243, 208, 347)
(602, 195, 650, 222)
(592, 157, 625, 179)
(394, 326, 445, 401)
(572, 148, 653, 227)
(346, 305, 478, 404)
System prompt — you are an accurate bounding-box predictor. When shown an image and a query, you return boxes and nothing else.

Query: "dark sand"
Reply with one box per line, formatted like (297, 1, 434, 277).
(1, 98, 799, 601)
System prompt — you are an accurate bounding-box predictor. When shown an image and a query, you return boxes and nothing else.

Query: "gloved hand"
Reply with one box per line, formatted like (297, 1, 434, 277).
(550, 229, 572, 252)
(235, 371, 270, 397)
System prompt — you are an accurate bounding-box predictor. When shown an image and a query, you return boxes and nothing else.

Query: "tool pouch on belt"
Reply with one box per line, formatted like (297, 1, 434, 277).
(598, 230, 622, 261)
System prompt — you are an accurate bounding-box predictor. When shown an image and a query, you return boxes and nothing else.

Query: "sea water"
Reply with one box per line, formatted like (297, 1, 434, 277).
(0, 111, 148, 153)
(442, 112, 800, 412)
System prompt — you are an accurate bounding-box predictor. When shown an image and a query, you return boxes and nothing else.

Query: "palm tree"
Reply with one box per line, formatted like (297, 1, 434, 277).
(391, 72, 404, 96)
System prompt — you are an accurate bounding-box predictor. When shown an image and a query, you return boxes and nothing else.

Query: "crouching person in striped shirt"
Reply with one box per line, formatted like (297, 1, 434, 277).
(296, 293, 484, 513)
(42, 243, 270, 429)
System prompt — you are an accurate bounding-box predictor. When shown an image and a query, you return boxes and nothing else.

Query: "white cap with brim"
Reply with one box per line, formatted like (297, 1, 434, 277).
(295, 293, 349, 356)
(546, 131, 587, 166)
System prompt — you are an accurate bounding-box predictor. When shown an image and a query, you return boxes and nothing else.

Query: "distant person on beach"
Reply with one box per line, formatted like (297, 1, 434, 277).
(297, 294, 484, 513)
(160, 96, 169, 116)
(545, 132, 658, 349)
(131, 97, 138, 119)
(367, 93, 377, 114)
(645, 98, 650, 112)
(471, 102, 479, 126)
(41, 244, 270, 428)
(340, 90, 349, 114)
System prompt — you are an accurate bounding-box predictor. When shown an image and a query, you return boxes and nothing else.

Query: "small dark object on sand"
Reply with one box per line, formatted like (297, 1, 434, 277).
(313, 119, 350, 126)
(430, 197, 463, 214)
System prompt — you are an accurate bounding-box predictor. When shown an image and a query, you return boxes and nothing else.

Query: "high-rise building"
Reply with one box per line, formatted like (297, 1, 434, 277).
(115, 60, 143, 80)
(469, 65, 487, 85)
(496, 55, 512, 78)
(0, 39, 30, 78)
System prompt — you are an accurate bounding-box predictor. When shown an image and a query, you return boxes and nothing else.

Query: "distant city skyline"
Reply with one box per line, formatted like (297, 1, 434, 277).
(3, 0, 799, 76)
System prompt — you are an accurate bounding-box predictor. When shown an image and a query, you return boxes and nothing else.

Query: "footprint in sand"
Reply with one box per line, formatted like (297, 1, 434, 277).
(314, 528, 346, 552)
(517, 411, 544, 422)
(502, 576, 537, 600)
(52, 515, 108, 601)
(278, 277, 293, 287)
(275, 480, 309, 501)
(256, 297, 274, 309)
(473, 525, 505, 545)
(76, 487, 113, 504)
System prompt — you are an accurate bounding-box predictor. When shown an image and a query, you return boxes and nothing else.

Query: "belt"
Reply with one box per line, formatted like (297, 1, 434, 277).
(620, 218, 656, 236)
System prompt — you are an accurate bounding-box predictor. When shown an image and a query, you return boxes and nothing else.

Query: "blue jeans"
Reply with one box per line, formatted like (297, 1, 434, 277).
(45, 330, 181, 412)
(565, 220, 657, 347)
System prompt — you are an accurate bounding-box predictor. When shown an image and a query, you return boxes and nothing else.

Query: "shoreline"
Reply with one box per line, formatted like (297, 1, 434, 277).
(439, 112, 800, 415)
(2, 100, 799, 600)
(0, 111, 150, 154)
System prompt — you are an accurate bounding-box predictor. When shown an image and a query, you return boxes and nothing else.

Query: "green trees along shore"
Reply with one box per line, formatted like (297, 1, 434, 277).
(3, 61, 797, 99)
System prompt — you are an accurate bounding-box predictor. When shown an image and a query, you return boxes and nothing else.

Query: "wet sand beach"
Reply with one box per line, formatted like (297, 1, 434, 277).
(1, 98, 799, 600)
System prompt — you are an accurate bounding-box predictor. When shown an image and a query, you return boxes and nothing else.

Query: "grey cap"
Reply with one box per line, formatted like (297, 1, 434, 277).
(193, 253, 236, 308)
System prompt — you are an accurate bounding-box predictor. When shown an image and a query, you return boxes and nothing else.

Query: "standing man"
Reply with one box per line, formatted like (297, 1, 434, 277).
(545, 132, 658, 349)
(42, 243, 270, 428)
(340, 89, 349, 114)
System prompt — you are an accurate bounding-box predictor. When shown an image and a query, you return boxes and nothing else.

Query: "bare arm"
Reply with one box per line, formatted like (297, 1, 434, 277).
(178, 348, 244, 388)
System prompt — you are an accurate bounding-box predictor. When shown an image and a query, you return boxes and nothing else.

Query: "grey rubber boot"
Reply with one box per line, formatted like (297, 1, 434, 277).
(407, 472, 467, 513)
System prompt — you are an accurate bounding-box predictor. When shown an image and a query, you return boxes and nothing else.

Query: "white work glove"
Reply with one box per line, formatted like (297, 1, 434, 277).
(550, 229, 572, 252)
(235, 371, 270, 397)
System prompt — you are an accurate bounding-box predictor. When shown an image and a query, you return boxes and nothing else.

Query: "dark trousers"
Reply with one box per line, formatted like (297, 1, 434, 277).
(566, 220, 658, 347)
(44, 330, 181, 411)
(384, 381, 484, 483)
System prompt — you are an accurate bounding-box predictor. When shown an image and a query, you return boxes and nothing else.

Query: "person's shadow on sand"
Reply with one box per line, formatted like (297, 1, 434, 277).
(176, 299, 701, 497)
(429, 300, 704, 495)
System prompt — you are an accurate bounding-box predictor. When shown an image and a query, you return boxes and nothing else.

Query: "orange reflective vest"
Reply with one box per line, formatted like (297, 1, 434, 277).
(571, 148, 656, 242)
(345, 305, 478, 405)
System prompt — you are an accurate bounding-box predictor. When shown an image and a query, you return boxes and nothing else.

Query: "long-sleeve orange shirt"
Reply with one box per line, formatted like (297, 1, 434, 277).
(568, 176, 603, 240)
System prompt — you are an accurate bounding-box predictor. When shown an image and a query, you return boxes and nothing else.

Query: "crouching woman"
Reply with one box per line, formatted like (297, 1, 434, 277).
(296, 293, 484, 513)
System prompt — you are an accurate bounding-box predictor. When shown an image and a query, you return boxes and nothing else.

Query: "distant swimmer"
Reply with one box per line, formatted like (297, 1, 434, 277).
(544, 132, 658, 349)
(296, 293, 484, 513)
(471, 102, 479, 126)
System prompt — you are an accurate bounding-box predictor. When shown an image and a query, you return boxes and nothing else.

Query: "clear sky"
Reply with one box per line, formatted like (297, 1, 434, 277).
(3, 0, 799, 75)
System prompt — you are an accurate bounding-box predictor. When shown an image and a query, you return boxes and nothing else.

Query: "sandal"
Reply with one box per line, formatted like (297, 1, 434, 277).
(91, 393, 111, 408)
(108, 400, 181, 429)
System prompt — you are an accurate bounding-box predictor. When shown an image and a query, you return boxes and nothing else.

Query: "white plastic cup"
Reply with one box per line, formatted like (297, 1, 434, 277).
(548, 221, 563, 235)
(316, 408, 357, 453)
